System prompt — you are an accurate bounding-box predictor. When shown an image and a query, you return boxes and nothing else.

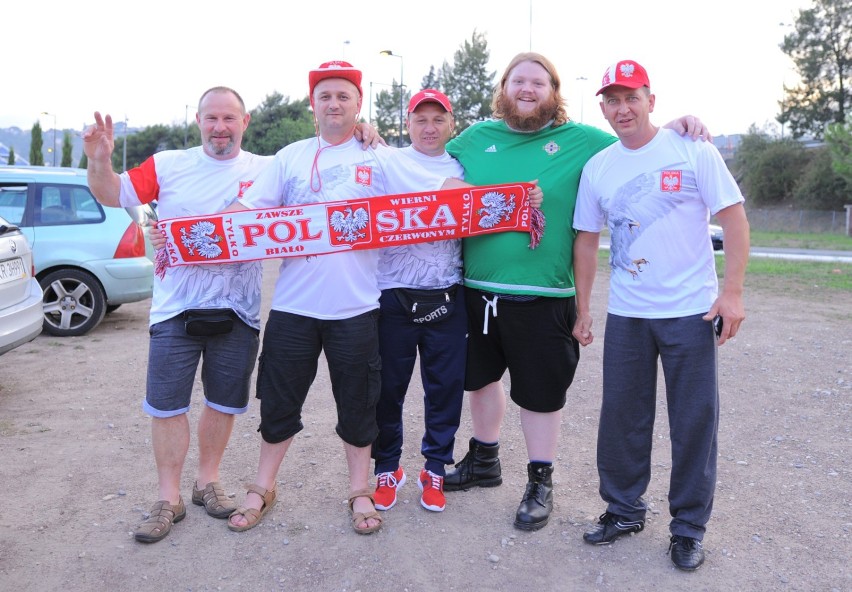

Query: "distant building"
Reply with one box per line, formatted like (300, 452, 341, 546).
(713, 134, 742, 162)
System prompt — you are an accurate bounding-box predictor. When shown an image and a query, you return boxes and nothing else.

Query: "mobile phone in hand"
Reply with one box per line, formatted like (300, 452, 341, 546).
(713, 315, 723, 338)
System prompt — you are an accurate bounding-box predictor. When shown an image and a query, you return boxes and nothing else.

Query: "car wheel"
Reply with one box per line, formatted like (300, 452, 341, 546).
(39, 269, 107, 337)
(106, 304, 122, 314)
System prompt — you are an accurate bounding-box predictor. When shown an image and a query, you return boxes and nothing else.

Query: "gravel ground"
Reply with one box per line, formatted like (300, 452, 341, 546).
(0, 259, 850, 591)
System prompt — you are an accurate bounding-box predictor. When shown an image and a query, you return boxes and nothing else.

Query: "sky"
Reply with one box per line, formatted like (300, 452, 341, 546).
(5, 0, 810, 138)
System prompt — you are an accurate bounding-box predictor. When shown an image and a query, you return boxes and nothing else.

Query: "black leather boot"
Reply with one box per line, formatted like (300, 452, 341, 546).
(443, 438, 502, 491)
(513, 463, 553, 531)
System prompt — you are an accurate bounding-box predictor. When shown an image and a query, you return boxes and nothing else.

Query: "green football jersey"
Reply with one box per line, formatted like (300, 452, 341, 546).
(448, 119, 616, 297)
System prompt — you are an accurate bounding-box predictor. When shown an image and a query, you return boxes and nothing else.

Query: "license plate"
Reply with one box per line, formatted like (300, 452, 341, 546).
(0, 257, 26, 285)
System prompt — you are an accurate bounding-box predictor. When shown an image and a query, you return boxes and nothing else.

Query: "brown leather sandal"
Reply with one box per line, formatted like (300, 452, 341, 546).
(134, 498, 187, 543)
(192, 481, 237, 519)
(348, 488, 383, 535)
(227, 483, 277, 532)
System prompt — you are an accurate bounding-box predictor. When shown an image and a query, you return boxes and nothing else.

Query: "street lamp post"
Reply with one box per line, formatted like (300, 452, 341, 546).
(380, 50, 404, 147)
(575, 77, 588, 123)
(369, 81, 396, 128)
(41, 111, 57, 166)
(123, 116, 128, 172)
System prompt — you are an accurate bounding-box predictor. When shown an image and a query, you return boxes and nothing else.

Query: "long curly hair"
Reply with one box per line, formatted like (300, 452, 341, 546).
(491, 52, 570, 127)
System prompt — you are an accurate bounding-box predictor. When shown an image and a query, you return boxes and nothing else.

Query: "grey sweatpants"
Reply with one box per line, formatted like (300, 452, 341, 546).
(597, 312, 719, 540)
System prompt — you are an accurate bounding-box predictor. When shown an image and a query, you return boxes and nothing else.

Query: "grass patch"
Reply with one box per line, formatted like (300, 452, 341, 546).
(595, 249, 852, 297)
(749, 230, 852, 251)
(741, 257, 852, 294)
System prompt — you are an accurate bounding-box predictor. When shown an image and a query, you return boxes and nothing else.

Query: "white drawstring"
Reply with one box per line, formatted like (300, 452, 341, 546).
(482, 294, 499, 335)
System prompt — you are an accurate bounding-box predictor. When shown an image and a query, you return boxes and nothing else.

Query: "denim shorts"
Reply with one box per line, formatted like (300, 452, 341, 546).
(256, 309, 381, 447)
(144, 314, 260, 417)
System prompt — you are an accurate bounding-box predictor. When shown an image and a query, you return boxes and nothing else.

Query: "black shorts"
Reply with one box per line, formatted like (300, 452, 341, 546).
(465, 289, 579, 412)
(255, 309, 381, 447)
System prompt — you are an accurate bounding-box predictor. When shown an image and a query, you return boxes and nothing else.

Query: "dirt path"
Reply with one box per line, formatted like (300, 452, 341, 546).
(1, 260, 850, 591)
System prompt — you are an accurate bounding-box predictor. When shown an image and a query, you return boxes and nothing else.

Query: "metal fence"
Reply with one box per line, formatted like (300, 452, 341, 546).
(744, 207, 849, 234)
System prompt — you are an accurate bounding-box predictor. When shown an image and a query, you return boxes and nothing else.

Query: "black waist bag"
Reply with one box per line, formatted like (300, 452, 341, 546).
(394, 286, 457, 324)
(184, 308, 236, 336)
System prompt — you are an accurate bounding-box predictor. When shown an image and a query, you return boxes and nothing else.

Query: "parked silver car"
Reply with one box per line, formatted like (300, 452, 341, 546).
(0, 167, 154, 337)
(0, 215, 43, 354)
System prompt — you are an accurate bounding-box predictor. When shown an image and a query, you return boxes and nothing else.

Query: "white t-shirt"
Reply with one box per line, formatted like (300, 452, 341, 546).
(118, 147, 273, 328)
(376, 146, 465, 290)
(240, 137, 446, 320)
(574, 128, 744, 318)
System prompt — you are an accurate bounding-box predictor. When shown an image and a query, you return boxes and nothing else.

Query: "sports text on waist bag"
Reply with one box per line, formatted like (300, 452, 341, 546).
(393, 286, 457, 324)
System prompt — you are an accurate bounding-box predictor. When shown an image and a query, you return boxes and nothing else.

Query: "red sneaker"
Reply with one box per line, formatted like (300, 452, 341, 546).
(418, 469, 446, 512)
(374, 467, 406, 510)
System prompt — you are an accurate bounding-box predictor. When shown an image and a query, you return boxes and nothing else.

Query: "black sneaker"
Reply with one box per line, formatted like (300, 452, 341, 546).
(668, 535, 705, 571)
(582, 511, 645, 545)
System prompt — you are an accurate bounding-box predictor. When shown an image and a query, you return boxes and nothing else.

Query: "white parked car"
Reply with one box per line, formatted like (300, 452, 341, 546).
(0, 215, 43, 354)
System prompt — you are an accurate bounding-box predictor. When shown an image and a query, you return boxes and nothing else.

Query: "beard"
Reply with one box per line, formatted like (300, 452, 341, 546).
(498, 93, 560, 132)
(206, 135, 236, 156)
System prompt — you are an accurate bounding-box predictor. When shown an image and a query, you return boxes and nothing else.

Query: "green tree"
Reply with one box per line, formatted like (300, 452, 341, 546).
(61, 132, 73, 167)
(732, 127, 807, 205)
(779, 0, 851, 139)
(438, 30, 495, 132)
(78, 152, 88, 169)
(6, 146, 14, 165)
(825, 116, 852, 185)
(29, 122, 44, 166)
(116, 124, 184, 170)
(242, 93, 315, 155)
(792, 146, 851, 209)
(420, 66, 441, 91)
(373, 82, 409, 147)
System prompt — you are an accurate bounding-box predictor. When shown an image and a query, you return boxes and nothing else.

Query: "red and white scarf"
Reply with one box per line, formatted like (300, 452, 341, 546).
(155, 182, 544, 278)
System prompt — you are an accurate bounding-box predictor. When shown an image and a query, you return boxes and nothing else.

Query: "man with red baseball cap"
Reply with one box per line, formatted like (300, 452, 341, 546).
(595, 59, 651, 96)
(226, 64, 475, 536)
(308, 60, 364, 99)
(573, 59, 749, 571)
(371, 88, 466, 514)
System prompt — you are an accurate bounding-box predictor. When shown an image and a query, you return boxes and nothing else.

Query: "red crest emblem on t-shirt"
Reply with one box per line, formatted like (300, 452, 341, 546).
(355, 165, 372, 186)
(661, 170, 682, 192)
(237, 180, 254, 198)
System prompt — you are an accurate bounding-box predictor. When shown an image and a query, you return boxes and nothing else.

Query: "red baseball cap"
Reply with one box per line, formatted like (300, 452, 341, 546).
(595, 60, 651, 96)
(407, 89, 453, 114)
(308, 61, 363, 97)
